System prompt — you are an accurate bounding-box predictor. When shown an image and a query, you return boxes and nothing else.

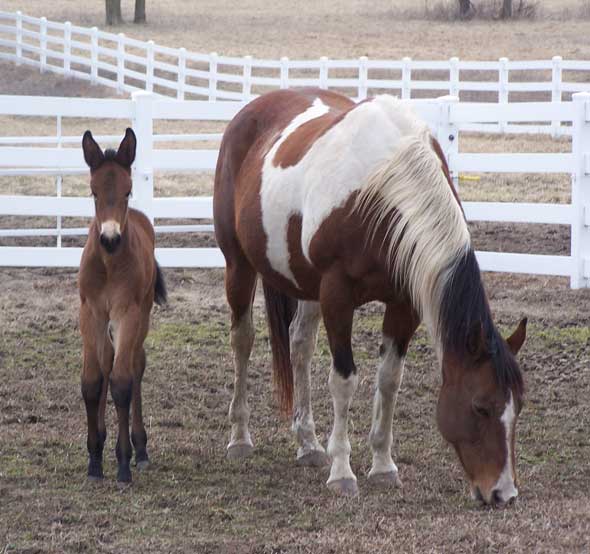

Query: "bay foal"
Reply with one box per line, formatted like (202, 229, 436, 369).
(214, 88, 527, 505)
(79, 128, 166, 484)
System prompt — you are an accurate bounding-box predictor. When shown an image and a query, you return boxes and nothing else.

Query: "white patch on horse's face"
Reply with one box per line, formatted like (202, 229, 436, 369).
(100, 220, 121, 239)
(260, 95, 418, 287)
(493, 391, 518, 504)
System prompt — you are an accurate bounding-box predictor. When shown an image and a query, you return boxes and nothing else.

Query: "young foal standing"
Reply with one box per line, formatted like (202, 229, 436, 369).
(214, 88, 527, 506)
(79, 128, 166, 484)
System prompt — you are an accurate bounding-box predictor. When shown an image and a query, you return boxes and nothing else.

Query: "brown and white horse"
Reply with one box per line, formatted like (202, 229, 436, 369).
(213, 88, 527, 506)
(79, 129, 166, 484)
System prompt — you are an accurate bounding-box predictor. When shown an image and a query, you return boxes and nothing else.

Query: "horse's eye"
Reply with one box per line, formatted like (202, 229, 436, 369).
(473, 403, 491, 418)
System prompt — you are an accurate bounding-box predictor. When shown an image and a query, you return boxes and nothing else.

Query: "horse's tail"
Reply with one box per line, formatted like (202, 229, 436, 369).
(262, 280, 297, 417)
(154, 261, 167, 306)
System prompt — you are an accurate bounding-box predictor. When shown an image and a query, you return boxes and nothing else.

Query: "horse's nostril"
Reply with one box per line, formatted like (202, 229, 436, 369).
(492, 489, 503, 506)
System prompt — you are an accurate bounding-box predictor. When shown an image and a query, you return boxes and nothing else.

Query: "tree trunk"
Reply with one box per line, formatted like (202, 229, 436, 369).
(105, 0, 123, 25)
(134, 0, 147, 24)
(458, 0, 474, 19)
(501, 0, 513, 18)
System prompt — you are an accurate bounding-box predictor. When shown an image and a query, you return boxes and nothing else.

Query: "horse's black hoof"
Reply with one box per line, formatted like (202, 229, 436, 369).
(116, 466, 132, 485)
(88, 462, 104, 481)
(87, 474, 104, 483)
(136, 459, 150, 471)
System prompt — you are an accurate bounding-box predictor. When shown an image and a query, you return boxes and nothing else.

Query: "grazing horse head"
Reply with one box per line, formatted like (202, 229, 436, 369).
(437, 316, 527, 507)
(82, 128, 136, 254)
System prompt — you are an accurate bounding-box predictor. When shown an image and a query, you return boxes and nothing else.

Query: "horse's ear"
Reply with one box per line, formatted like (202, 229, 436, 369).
(506, 317, 527, 355)
(114, 128, 136, 168)
(466, 321, 485, 359)
(82, 130, 104, 171)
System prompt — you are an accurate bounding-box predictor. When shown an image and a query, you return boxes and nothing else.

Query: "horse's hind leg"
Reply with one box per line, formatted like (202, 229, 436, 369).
(368, 300, 419, 487)
(225, 258, 257, 459)
(290, 300, 328, 467)
(131, 346, 149, 470)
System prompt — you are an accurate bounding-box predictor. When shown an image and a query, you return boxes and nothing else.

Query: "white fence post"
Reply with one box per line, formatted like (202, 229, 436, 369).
(177, 47, 186, 100)
(280, 56, 289, 89)
(449, 57, 459, 97)
(208, 52, 218, 101)
(551, 55, 563, 138)
(242, 54, 252, 100)
(436, 95, 460, 191)
(64, 21, 71, 76)
(358, 56, 368, 100)
(570, 92, 590, 289)
(146, 40, 154, 92)
(15, 11, 22, 65)
(117, 33, 125, 93)
(91, 26, 98, 84)
(132, 91, 155, 224)
(401, 57, 411, 99)
(40, 17, 47, 72)
(319, 56, 328, 90)
(499, 57, 509, 133)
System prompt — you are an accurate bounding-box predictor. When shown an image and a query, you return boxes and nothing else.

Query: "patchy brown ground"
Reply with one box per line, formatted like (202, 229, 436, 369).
(1, 266, 590, 553)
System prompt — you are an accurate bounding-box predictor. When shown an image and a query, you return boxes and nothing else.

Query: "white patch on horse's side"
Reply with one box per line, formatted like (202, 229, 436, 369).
(260, 98, 330, 286)
(100, 220, 121, 239)
(493, 391, 518, 502)
(260, 96, 423, 285)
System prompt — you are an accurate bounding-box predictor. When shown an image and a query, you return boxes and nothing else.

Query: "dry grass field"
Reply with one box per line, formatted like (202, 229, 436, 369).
(1, 1, 590, 553)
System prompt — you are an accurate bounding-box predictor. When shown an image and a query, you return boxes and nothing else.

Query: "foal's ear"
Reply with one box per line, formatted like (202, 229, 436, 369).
(466, 321, 485, 359)
(114, 128, 137, 168)
(506, 317, 527, 356)
(82, 130, 104, 171)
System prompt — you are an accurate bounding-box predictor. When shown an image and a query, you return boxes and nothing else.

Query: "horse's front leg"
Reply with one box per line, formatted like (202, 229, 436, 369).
(80, 302, 108, 481)
(290, 300, 328, 467)
(110, 306, 141, 485)
(320, 269, 359, 496)
(368, 300, 419, 487)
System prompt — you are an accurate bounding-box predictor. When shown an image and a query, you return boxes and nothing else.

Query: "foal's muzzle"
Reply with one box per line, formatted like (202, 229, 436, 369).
(100, 232, 121, 253)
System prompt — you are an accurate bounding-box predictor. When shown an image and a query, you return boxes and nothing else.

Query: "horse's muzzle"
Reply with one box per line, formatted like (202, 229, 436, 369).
(100, 233, 121, 254)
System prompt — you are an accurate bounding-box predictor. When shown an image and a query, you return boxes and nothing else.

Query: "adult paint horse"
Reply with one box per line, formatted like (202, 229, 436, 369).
(214, 88, 527, 506)
(79, 128, 166, 484)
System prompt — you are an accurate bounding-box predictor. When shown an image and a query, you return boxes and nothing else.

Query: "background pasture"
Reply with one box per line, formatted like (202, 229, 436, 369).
(1, 1, 590, 552)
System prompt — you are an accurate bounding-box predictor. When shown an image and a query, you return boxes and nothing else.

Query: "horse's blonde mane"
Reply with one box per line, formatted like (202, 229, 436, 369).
(354, 125, 470, 341)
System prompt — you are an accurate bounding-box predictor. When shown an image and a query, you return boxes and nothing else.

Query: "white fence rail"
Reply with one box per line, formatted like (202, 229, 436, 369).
(1, 11, 590, 136)
(0, 92, 589, 288)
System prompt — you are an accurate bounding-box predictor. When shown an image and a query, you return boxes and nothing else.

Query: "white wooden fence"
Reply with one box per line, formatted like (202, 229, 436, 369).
(1, 11, 590, 136)
(1, 92, 589, 288)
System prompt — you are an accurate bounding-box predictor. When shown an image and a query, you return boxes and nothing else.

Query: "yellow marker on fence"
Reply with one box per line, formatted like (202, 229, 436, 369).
(459, 174, 481, 182)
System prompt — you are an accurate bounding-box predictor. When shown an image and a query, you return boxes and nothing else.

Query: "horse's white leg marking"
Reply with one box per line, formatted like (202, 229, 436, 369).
(290, 301, 327, 466)
(493, 391, 518, 502)
(326, 368, 359, 494)
(227, 307, 255, 457)
(368, 336, 404, 485)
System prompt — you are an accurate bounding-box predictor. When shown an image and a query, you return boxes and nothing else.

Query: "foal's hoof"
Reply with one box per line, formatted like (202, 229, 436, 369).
(227, 443, 254, 460)
(327, 478, 359, 496)
(368, 471, 403, 489)
(87, 474, 104, 484)
(297, 450, 329, 468)
(136, 460, 150, 471)
(116, 480, 132, 491)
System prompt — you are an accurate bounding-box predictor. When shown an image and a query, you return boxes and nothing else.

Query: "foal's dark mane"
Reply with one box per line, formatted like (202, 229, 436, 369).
(104, 149, 118, 162)
(439, 249, 524, 397)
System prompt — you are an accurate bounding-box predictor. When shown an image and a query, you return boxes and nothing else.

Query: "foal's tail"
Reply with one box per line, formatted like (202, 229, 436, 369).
(154, 261, 167, 306)
(262, 281, 297, 417)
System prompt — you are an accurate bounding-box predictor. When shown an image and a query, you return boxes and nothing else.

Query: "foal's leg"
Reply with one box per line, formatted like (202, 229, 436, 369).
(225, 260, 257, 459)
(290, 300, 327, 467)
(131, 346, 149, 470)
(320, 268, 359, 496)
(368, 301, 419, 487)
(110, 307, 141, 484)
(80, 303, 107, 481)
